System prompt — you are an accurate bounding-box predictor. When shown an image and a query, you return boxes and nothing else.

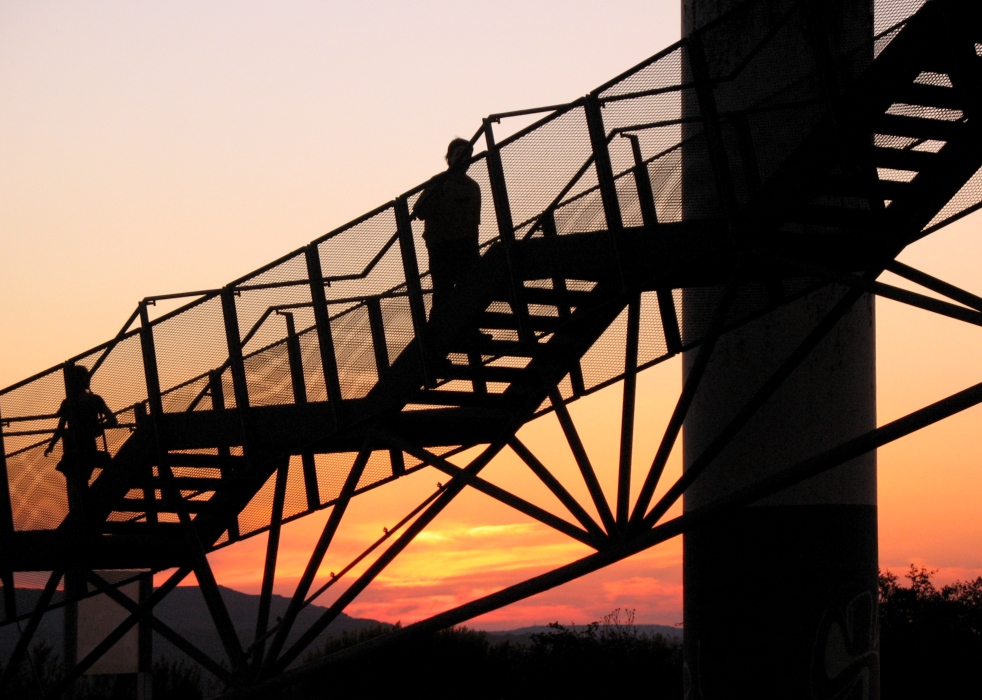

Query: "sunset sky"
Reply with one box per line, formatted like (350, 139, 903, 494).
(2, 0, 981, 630)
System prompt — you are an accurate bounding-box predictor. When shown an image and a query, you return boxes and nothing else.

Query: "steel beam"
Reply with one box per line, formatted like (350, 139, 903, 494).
(394, 197, 434, 388)
(484, 120, 533, 343)
(261, 447, 372, 671)
(210, 370, 237, 540)
(158, 461, 247, 671)
(508, 437, 605, 539)
(548, 386, 617, 534)
(642, 285, 866, 529)
(630, 278, 738, 524)
(270, 438, 510, 673)
(380, 434, 602, 548)
(220, 370, 982, 700)
(616, 297, 641, 528)
(585, 94, 626, 282)
(253, 460, 288, 668)
(46, 568, 194, 698)
(304, 244, 344, 417)
(283, 312, 321, 510)
(85, 569, 234, 684)
(886, 260, 982, 312)
(0, 405, 16, 620)
(0, 569, 63, 694)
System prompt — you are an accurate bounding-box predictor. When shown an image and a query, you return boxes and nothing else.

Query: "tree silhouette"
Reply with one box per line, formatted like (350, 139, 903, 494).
(879, 565, 982, 696)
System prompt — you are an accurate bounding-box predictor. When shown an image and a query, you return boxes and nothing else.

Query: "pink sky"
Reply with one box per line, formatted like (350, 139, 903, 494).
(4, 1, 982, 630)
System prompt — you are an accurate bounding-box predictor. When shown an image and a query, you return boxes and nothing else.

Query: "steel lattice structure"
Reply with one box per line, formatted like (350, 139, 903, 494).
(3, 0, 982, 695)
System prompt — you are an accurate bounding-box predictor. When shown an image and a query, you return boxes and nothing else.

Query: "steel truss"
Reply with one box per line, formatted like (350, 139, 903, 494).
(3, 0, 982, 697)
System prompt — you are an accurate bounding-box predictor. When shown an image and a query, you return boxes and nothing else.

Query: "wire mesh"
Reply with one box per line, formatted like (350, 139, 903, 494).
(0, 0, 973, 572)
(500, 107, 595, 232)
(1, 370, 69, 531)
(152, 296, 228, 411)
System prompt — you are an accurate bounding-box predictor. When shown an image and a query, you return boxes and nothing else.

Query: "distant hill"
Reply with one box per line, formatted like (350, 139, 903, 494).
(487, 624, 682, 646)
(0, 586, 386, 674)
(1, 586, 681, 677)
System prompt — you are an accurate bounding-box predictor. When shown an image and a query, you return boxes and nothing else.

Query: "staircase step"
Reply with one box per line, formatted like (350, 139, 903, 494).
(794, 205, 877, 231)
(873, 146, 937, 171)
(896, 82, 963, 111)
(875, 113, 962, 141)
(407, 391, 524, 409)
(163, 453, 246, 469)
(446, 338, 555, 358)
(118, 499, 219, 514)
(492, 287, 593, 307)
(436, 364, 532, 384)
(877, 179, 914, 202)
(478, 311, 562, 332)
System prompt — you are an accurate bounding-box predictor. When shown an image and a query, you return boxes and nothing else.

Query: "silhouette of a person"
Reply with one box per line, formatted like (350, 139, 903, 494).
(45, 365, 117, 513)
(413, 138, 482, 312)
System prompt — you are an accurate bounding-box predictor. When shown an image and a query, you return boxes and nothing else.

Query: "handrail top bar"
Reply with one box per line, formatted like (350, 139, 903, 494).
(486, 101, 579, 122)
(1, 0, 924, 401)
(143, 289, 221, 303)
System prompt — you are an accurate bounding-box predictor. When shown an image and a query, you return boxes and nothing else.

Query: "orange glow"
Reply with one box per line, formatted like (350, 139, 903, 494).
(8, 2, 982, 629)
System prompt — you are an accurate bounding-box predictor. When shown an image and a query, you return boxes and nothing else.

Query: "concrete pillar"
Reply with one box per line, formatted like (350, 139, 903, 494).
(681, 1, 879, 698)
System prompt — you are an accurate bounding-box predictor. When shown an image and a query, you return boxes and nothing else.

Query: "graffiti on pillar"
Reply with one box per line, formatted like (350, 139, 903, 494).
(810, 592, 879, 700)
(682, 641, 700, 700)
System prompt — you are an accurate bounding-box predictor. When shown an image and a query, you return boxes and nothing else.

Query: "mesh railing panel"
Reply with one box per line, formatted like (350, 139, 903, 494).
(0, 0, 968, 551)
(500, 107, 595, 230)
(153, 296, 228, 406)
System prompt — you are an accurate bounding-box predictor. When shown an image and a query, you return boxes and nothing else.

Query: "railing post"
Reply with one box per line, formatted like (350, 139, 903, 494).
(541, 211, 585, 397)
(304, 245, 344, 421)
(138, 304, 164, 419)
(624, 133, 659, 227)
(281, 312, 320, 510)
(394, 197, 435, 388)
(585, 95, 626, 284)
(365, 297, 390, 378)
(138, 302, 169, 532)
(220, 288, 251, 414)
(139, 305, 247, 673)
(483, 119, 533, 343)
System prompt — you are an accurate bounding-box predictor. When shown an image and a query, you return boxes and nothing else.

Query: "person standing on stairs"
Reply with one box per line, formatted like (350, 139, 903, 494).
(45, 364, 118, 515)
(413, 137, 482, 312)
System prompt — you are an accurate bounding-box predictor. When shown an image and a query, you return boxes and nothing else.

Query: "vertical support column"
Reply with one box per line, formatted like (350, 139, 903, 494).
(624, 132, 683, 355)
(366, 298, 407, 473)
(253, 459, 287, 668)
(137, 572, 153, 700)
(140, 301, 247, 673)
(209, 370, 237, 540)
(394, 197, 434, 388)
(585, 95, 626, 284)
(616, 297, 640, 528)
(63, 569, 81, 696)
(625, 133, 659, 228)
(0, 407, 17, 621)
(138, 303, 164, 417)
(540, 211, 585, 397)
(305, 245, 344, 420)
(483, 120, 533, 343)
(366, 298, 390, 379)
(220, 288, 251, 415)
(680, 2, 877, 698)
(282, 313, 320, 510)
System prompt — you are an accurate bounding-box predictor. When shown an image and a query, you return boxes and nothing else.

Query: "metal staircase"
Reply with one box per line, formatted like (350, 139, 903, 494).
(4, 0, 982, 694)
